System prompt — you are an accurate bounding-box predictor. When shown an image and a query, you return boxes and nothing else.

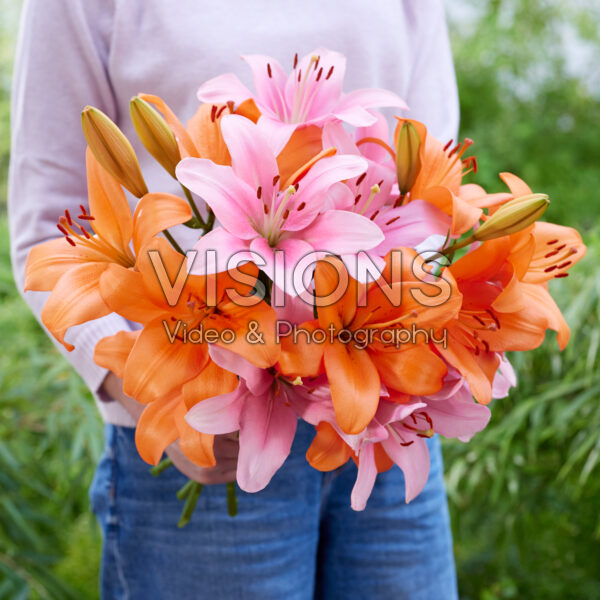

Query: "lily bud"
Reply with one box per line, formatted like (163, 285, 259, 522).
(395, 120, 422, 195)
(81, 106, 148, 197)
(474, 193, 549, 241)
(130, 96, 181, 178)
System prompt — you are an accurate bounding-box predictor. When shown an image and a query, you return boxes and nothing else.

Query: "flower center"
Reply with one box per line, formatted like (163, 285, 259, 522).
(288, 53, 335, 124)
(56, 206, 135, 267)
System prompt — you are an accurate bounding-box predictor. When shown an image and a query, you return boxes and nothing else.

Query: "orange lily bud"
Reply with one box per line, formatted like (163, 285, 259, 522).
(130, 96, 181, 178)
(395, 120, 422, 194)
(474, 193, 549, 241)
(81, 106, 148, 198)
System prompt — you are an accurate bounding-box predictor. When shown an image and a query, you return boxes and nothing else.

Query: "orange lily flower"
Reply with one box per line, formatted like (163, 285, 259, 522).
(280, 250, 461, 435)
(97, 236, 280, 404)
(442, 222, 585, 402)
(24, 149, 192, 350)
(95, 330, 230, 467)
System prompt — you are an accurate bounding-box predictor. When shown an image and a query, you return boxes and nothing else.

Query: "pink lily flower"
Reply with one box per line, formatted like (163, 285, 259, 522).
(196, 48, 408, 152)
(184, 345, 329, 493)
(322, 120, 451, 268)
(303, 397, 433, 510)
(176, 114, 384, 295)
(412, 368, 492, 443)
(304, 368, 491, 510)
(492, 354, 517, 399)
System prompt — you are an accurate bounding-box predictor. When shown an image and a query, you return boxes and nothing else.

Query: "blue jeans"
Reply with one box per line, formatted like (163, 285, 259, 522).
(90, 421, 457, 599)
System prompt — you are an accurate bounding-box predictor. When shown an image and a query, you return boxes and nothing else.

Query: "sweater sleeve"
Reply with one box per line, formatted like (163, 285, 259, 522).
(401, 0, 460, 144)
(8, 0, 133, 398)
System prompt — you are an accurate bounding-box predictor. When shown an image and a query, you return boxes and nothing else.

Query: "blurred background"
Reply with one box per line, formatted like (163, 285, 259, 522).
(0, 0, 599, 598)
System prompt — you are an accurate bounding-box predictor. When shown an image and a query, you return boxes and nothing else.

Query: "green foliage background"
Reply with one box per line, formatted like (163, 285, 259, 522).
(0, 0, 599, 598)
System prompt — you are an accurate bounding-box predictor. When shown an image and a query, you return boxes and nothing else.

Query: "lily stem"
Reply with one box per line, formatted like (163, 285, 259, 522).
(163, 229, 185, 254)
(176, 479, 196, 501)
(178, 481, 204, 528)
(181, 184, 206, 226)
(204, 208, 215, 233)
(227, 481, 238, 517)
(150, 457, 173, 477)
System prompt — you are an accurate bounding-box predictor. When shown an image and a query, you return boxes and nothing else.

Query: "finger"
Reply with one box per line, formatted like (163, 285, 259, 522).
(213, 439, 240, 459)
(204, 470, 238, 485)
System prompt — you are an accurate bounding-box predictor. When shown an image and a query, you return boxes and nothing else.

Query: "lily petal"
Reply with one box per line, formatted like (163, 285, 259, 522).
(237, 388, 298, 493)
(382, 434, 430, 503)
(350, 444, 378, 511)
(176, 158, 262, 239)
(41, 262, 111, 350)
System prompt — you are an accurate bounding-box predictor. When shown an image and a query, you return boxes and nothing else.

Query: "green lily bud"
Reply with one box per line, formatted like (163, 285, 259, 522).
(81, 106, 148, 198)
(130, 96, 181, 178)
(395, 120, 422, 195)
(474, 193, 549, 241)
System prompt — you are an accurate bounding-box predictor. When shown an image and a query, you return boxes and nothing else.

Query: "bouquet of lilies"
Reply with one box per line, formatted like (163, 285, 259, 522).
(25, 49, 586, 524)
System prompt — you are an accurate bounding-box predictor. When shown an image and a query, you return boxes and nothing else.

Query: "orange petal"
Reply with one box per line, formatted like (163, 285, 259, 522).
(41, 262, 111, 350)
(132, 193, 192, 256)
(99, 263, 162, 323)
(24, 237, 104, 292)
(522, 222, 586, 284)
(450, 237, 512, 282)
(306, 422, 352, 471)
(278, 320, 324, 378)
(212, 300, 281, 368)
(94, 330, 140, 378)
(438, 338, 497, 404)
(370, 345, 447, 395)
(182, 359, 239, 410)
(324, 342, 380, 435)
(140, 94, 199, 158)
(459, 183, 512, 209)
(499, 172, 532, 197)
(86, 149, 134, 257)
(521, 283, 570, 350)
(174, 401, 216, 468)
(315, 257, 358, 330)
(278, 126, 326, 188)
(422, 186, 482, 236)
(123, 318, 209, 404)
(137, 236, 194, 312)
(135, 395, 180, 465)
(235, 98, 261, 123)
(186, 103, 232, 165)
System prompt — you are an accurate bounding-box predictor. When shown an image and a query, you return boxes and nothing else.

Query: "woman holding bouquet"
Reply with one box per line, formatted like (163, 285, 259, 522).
(9, 0, 460, 598)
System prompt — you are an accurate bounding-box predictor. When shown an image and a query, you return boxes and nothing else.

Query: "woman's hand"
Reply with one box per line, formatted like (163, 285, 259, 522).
(101, 372, 239, 485)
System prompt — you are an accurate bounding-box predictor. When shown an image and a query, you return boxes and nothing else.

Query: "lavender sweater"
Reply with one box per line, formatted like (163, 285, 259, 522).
(8, 0, 458, 426)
